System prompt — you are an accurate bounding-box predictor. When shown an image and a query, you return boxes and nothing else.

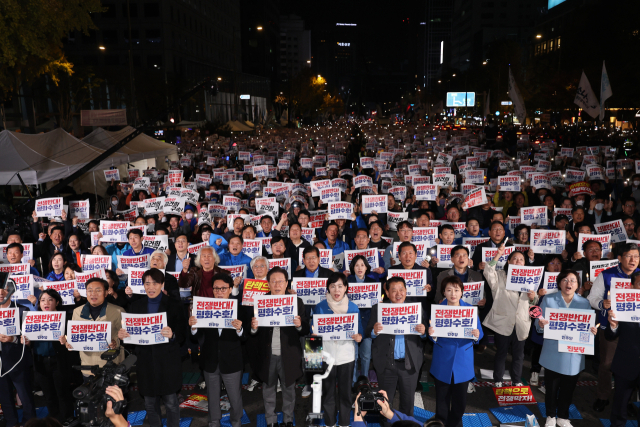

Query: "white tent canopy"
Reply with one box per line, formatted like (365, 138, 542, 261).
(82, 126, 178, 163)
(0, 128, 129, 185)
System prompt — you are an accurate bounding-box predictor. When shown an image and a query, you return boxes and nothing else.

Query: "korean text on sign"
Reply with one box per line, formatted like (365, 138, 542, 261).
(192, 297, 237, 328)
(462, 282, 484, 305)
(347, 283, 381, 308)
(0, 308, 20, 335)
(254, 295, 297, 327)
(611, 289, 640, 323)
(314, 314, 358, 340)
(531, 230, 565, 254)
(122, 313, 168, 345)
(68, 321, 111, 352)
(241, 279, 270, 306)
(430, 306, 477, 339)
(493, 386, 536, 407)
(22, 311, 66, 341)
(543, 307, 595, 344)
(291, 278, 327, 305)
(377, 303, 422, 335)
(505, 265, 544, 293)
(392, 270, 427, 297)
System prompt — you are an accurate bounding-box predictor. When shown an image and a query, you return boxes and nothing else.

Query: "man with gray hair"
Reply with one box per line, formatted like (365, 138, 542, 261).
(250, 256, 268, 281)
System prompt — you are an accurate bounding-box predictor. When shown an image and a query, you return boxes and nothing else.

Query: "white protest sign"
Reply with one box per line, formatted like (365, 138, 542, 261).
(543, 307, 595, 345)
(75, 269, 107, 297)
(117, 254, 150, 274)
(313, 313, 358, 340)
(104, 169, 120, 181)
(462, 282, 484, 305)
(361, 195, 388, 214)
(41, 281, 76, 305)
(254, 295, 298, 327)
(505, 265, 544, 293)
(0, 307, 20, 335)
(377, 303, 422, 335)
(291, 278, 327, 305)
(327, 202, 353, 220)
(521, 206, 548, 226)
(481, 246, 515, 269)
(67, 321, 112, 352)
(430, 305, 477, 339)
(99, 221, 129, 243)
(82, 255, 112, 272)
(543, 272, 560, 294)
(392, 270, 428, 297)
(594, 220, 628, 244)
(415, 184, 438, 201)
(498, 176, 521, 192)
(35, 198, 63, 218)
(69, 199, 90, 219)
(121, 312, 169, 345)
(143, 235, 169, 253)
(192, 297, 237, 328)
(531, 230, 565, 254)
(22, 311, 66, 341)
(347, 283, 382, 308)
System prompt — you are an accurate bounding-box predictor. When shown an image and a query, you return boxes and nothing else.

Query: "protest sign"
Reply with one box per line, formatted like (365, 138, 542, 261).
(611, 289, 640, 322)
(67, 321, 111, 352)
(344, 249, 379, 272)
(461, 281, 484, 305)
(117, 255, 149, 274)
(463, 187, 487, 209)
(392, 270, 427, 297)
(430, 305, 477, 339)
(361, 195, 388, 214)
(291, 278, 327, 305)
(543, 271, 560, 294)
(521, 206, 548, 227)
(498, 176, 521, 192)
(104, 169, 120, 181)
(242, 239, 263, 259)
(558, 341, 594, 356)
(347, 283, 382, 308)
(589, 259, 618, 280)
(0, 263, 29, 275)
(354, 175, 373, 189)
(415, 184, 438, 201)
(543, 308, 595, 345)
(267, 258, 291, 277)
(435, 153, 453, 166)
(554, 208, 573, 222)
(481, 246, 515, 269)
(241, 279, 270, 306)
(586, 164, 605, 181)
(22, 311, 65, 341)
(0, 308, 20, 335)
(192, 297, 237, 328)
(387, 211, 408, 231)
(122, 313, 168, 345)
(127, 268, 148, 295)
(162, 197, 186, 216)
(41, 280, 75, 305)
(412, 227, 438, 249)
(311, 179, 332, 196)
(389, 186, 407, 202)
(327, 202, 353, 220)
(505, 265, 544, 293)
(493, 386, 536, 406)
(320, 187, 341, 203)
(594, 220, 628, 243)
(223, 196, 241, 213)
(168, 170, 183, 185)
(75, 269, 106, 297)
(69, 199, 90, 219)
(578, 233, 611, 257)
(465, 170, 485, 185)
(143, 197, 165, 215)
(361, 157, 374, 169)
(433, 173, 456, 188)
(437, 245, 472, 268)
(35, 198, 63, 218)
(82, 255, 112, 272)
(377, 303, 422, 335)
(611, 278, 631, 290)
(9, 274, 34, 301)
(462, 237, 490, 257)
(142, 235, 169, 253)
(313, 314, 358, 340)
(254, 295, 297, 327)
(531, 230, 565, 254)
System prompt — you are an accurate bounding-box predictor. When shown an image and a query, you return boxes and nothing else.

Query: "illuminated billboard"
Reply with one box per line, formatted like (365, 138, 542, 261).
(548, 0, 566, 8)
(446, 92, 475, 107)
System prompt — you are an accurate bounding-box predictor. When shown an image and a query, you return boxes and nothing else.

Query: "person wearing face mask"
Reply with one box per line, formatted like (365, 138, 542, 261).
(586, 192, 613, 225)
(483, 243, 538, 387)
(621, 174, 640, 204)
(179, 205, 198, 232)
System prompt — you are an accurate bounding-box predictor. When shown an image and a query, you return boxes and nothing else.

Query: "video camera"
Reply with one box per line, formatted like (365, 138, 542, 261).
(352, 375, 385, 412)
(72, 348, 137, 427)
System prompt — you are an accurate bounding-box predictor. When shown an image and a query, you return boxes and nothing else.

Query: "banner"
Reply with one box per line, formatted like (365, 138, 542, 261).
(41, 281, 76, 305)
(22, 311, 65, 341)
(313, 314, 358, 340)
(254, 295, 297, 327)
(291, 278, 327, 305)
(505, 265, 544, 293)
(430, 305, 477, 339)
(498, 176, 521, 192)
(594, 220, 628, 243)
(0, 307, 20, 335)
(493, 386, 536, 406)
(35, 198, 63, 218)
(67, 321, 111, 352)
(531, 230, 565, 254)
(362, 195, 388, 214)
(462, 282, 484, 305)
(543, 307, 595, 345)
(241, 279, 269, 306)
(347, 283, 381, 308)
(192, 297, 237, 328)
(611, 289, 640, 322)
(117, 255, 150, 274)
(377, 303, 422, 335)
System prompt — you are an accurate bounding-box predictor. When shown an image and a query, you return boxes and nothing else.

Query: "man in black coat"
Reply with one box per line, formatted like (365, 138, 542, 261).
(250, 267, 309, 427)
(34, 225, 70, 276)
(189, 273, 250, 427)
(117, 268, 186, 427)
(366, 276, 428, 425)
(292, 246, 334, 278)
(606, 270, 640, 427)
(471, 221, 512, 271)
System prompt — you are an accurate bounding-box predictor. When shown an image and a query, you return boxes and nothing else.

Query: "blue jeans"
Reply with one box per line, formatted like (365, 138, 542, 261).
(353, 337, 372, 383)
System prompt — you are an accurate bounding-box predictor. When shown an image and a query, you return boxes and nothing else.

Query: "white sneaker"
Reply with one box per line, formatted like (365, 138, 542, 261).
(556, 418, 573, 427)
(545, 416, 556, 427)
(467, 382, 476, 393)
(494, 382, 503, 388)
(513, 382, 524, 386)
(247, 379, 259, 392)
(302, 384, 312, 398)
(539, 385, 546, 394)
(530, 372, 539, 386)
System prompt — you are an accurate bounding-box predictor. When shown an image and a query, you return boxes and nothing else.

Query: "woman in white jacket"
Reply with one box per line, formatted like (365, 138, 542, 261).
(483, 243, 538, 387)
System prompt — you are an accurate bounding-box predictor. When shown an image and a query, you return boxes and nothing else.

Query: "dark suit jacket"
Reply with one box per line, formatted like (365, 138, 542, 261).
(471, 240, 513, 272)
(127, 295, 186, 396)
(249, 295, 310, 386)
(165, 251, 194, 273)
(389, 263, 433, 314)
(435, 267, 493, 321)
(292, 266, 333, 278)
(366, 299, 427, 374)
(194, 305, 251, 374)
(34, 241, 70, 276)
(285, 239, 312, 272)
(605, 321, 640, 378)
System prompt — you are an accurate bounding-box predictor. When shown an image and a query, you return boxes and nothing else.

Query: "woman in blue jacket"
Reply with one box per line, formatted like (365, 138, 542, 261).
(428, 276, 483, 427)
(535, 269, 598, 427)
(346, 255, 379, 382)
(314, 272, 363, 427)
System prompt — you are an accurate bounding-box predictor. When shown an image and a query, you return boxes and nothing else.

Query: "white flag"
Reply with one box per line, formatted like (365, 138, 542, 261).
(508, 68, 526, 124)
(574, 71, 600, 119)
(600, 61, 612, 122)
(484, 90, 491, 120)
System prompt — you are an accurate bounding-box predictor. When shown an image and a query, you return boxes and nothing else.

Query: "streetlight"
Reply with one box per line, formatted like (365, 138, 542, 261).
(482, 61, 487, 65)
(99, 46, 105, 50)
(536, 34, 542, 38)
(217, 77, 222, 81)
(257, 26, 263, 31)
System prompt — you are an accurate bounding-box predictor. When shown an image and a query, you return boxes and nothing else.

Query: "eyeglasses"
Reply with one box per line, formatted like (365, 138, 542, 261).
(560, 279, 578, 284)
(253, 264, 267, 269)
(623, 255, 640, 260)
(212, 287, 231, 292)
(586, 249, 601, 254)
(271, 280, 288, 286)
(305, 256, 318, 261)
(625, 204, 635, 208)
(86, 289, 104, 294)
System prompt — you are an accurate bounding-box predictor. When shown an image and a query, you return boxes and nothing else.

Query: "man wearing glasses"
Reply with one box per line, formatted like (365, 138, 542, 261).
(568, 239, 603, 292)
(588, 243, 640, 413)
(614, 197, 640, 225)
(250, 267, 309, 427)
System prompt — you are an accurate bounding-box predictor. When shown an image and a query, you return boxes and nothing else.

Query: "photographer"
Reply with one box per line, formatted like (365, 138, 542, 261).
(118, 268, 186, 427)
(353, 390, 421, 427)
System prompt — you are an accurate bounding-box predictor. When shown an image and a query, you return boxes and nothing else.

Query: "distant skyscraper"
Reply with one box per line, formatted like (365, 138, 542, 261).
(279, 14, 311, 80)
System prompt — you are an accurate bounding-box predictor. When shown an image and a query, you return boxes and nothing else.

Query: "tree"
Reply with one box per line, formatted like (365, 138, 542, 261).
(0, 0, 104, 98)
(47, 66, 103, 131)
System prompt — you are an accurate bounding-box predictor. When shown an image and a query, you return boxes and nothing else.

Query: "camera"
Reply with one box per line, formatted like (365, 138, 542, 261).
(72, 348, 137, 427)
(352, 375, 385, 412)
